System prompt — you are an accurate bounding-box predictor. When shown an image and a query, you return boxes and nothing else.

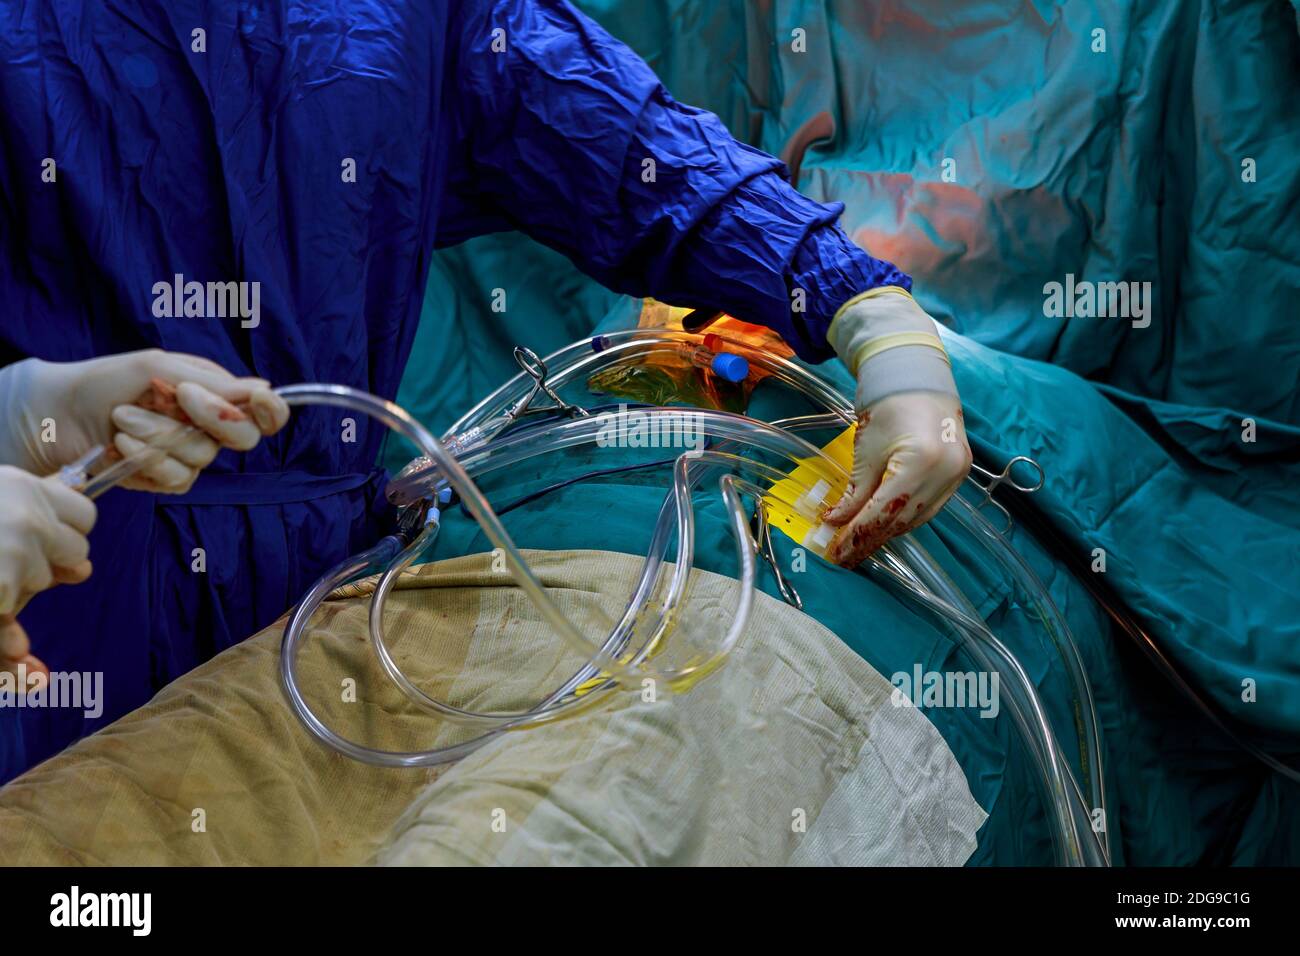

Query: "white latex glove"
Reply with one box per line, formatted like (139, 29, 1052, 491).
(0, 349, 289, 494)
(0, 466, 97, 687)
(821, 289, 972, 567)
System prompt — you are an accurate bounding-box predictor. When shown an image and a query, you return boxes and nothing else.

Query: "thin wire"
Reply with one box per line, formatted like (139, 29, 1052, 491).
(458, 454, 681, 520)
(1001, 491, 1300, 784)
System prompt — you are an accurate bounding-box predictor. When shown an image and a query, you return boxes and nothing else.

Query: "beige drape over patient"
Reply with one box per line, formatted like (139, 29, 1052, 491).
(0, 550, 985, 866)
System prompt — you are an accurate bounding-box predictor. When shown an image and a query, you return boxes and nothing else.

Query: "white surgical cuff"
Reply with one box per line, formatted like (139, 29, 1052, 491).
(826, 289, 959, 409)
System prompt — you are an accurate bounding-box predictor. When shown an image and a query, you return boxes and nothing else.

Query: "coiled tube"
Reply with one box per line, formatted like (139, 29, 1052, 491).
(276, 350, 1108, 865)
(399, 330, 1109, 863)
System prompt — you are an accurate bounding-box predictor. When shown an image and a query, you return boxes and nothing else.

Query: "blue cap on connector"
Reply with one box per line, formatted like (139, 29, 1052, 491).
(710, 352, 749, 383)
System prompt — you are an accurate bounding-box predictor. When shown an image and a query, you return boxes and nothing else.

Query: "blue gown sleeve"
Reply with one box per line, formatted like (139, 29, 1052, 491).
(443, 0, 910, 362)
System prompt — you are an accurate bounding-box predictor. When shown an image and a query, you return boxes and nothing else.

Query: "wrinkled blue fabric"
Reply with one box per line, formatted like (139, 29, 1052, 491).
(438, 0, 906, 357)
(0, 0, 900, 780)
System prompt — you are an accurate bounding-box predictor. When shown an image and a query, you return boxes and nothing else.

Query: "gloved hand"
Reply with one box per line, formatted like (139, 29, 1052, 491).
(0, 466, 97, 687)
(821, 288, 971, 567)
(0, 350, 289, 494)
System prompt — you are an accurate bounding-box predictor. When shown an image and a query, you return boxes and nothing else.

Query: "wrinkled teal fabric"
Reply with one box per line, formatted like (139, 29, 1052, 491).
(752, 0, 1300, 425)
(389, 0, 1300, 864)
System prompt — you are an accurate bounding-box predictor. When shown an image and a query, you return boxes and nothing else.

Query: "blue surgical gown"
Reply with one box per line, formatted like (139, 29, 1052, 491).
(0, 0, 906, 780)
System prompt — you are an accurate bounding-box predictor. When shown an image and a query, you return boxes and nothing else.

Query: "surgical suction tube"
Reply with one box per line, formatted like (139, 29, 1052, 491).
(368, 507, 673, 722)
(299, 402, 855, 728)
(944, 493, 1109, 844)
(366, 450, 769, 727)
(385, 330, 852, 506)
(277, 384, 685, 687)
(281, 403, 846, 763)
(278, 343, 1107, 864)
(369, 450, 824, 728)
(768, 417, 1109, 864)
(882, 536, 1107, 867)
(403, 329, 1108, 864)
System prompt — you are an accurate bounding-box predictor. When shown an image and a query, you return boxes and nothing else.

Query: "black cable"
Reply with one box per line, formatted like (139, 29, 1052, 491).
(449, 404, 723, 519)
(457, 454, 681, 520)
(995, 482, 1300, 784)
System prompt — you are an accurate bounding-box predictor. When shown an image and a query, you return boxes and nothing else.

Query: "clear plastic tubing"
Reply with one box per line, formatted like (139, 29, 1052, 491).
(689, 339, 750, 382)
(279, 398, 845, 763)
(403, 400, 1097, 865)
(383, 330, 850, 506)
(944, 491, 1109, 860)
(277, 368, 1103, 864)
(277, 384, 691, 686)
(366, 451, 771, 727)
(882, 535, 1108, 867)
(770, 415, 1108, 865)
(448, 329, 850, 441)
(423, 331, 1108, 853)
(369, 450, 827, 729)
(437, 332, 1106, 863)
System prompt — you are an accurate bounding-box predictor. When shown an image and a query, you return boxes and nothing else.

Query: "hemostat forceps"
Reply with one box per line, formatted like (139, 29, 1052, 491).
(505, 346, 590, 423)
(386, 346, 592, 508)
(749, 505, 803, 611)
(969, 456, 1046, 534)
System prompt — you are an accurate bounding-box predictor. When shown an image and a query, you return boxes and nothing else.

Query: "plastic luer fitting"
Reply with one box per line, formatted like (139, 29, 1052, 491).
(710, 352, 750, 382)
